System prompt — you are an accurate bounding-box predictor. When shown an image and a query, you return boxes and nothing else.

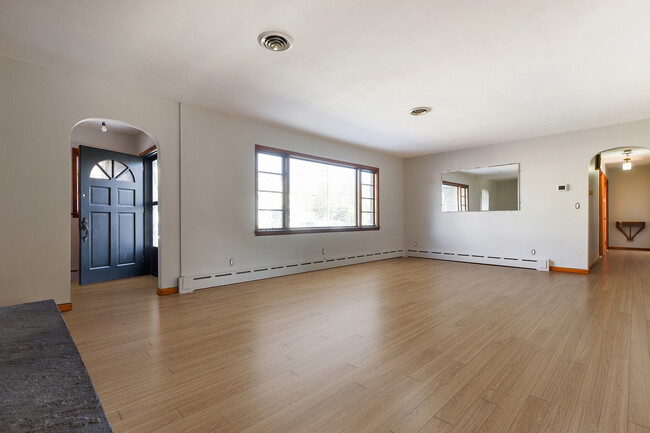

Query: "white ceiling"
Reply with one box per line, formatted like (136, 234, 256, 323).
(75, 120, 142, 136)
(466, 164, 519, 181)
(2, 0, 650, 157)
(445, 163, 519, 181)
(601, 146, 650, 168)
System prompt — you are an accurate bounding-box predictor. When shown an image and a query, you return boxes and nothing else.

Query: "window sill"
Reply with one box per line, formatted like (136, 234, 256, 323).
(255, 226, 380, 236)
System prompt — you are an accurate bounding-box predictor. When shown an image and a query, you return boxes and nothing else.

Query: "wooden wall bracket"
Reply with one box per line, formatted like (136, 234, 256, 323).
(615, 221, 645, 241)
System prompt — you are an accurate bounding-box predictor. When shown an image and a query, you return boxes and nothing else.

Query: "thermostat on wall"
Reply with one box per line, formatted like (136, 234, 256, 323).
(557, 184, 570, 191)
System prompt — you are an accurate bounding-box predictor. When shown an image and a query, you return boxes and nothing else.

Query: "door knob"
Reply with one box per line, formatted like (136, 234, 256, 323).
(80, 217, 89, 242)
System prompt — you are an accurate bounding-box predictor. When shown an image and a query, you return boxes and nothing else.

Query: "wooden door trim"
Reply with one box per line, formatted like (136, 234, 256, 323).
(598, 169, 609, 255)
(605, 176, 609, 249)
(71, 148, 80, 218)
(139, 145, 157, 157)
(608, 246, 650, 251)
(57, 303, 72, 312)
(549, 266, 590, 275)
(157, 287, 178, 296)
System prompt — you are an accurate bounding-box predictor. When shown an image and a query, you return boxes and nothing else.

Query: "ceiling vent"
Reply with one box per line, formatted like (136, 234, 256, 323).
(409, 107, 431, 116)
(258, 31, 294, 52)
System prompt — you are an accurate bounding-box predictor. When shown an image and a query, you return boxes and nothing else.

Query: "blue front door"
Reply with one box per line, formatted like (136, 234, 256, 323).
(79, 146, 145, 284)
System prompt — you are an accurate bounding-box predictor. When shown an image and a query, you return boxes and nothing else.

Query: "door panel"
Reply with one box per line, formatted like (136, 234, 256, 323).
(90, 212, 111, 269)
(90, 186, 110, 205)
(118, 213, 136, 265)
(118, 188, 135, 206)
(79, 146, 145, 284)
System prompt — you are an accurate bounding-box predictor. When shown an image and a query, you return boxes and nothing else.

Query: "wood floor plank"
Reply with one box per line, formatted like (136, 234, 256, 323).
(111, 408, 184, 433)
(357, 342, 502, 433)
(417, 417, 452, 433)
(629, 422, 650, 433)
(388, 342, 502, 433)
(629, 265, 650, 429)
(537, 362, 587, 433)
(480, 329, 549, 405)
(257, 381, 368, 433)
(597, 356, 629, 433)
(389, 362, 466, 433)
(531, 328, 583, 401)
(435, 337, 528, 424)
(506, 396, 549, 433)
(476, 349, 553, 433)
(60, 252, 650, 432)
(579, 330, 615, 405)
(566, 400, 600, 433)
(446, 398, 495, 433)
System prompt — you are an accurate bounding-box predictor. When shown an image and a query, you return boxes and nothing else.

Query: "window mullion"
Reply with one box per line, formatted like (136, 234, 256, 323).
(374, 171, 378, 226)
(284, 155, 290, 230)
(255, 152, 259, 231)
(356, 169, 361, 227)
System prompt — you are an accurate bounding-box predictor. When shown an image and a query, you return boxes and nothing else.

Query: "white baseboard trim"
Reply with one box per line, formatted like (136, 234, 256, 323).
(406, 249, 548, 271)
(179, 248, 405, 294)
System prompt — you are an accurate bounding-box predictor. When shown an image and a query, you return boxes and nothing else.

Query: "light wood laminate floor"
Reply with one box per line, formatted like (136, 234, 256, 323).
(64, 251, 650, 433)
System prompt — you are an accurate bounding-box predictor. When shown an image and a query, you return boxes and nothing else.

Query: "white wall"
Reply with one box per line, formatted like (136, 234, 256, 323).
(72, 126, 155, 156)
(0, 57, 180, 306)
(179, 103, 404, 278)
(607, 165, 650, 248)
(71, 126, 138, 155)
(587, 156, 600, 265)
(405, 119, 650, 270)
(137, 132, 157, 155)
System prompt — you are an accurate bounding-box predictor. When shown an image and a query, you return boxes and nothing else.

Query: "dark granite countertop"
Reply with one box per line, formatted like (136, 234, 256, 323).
(0, 299, 113, 432)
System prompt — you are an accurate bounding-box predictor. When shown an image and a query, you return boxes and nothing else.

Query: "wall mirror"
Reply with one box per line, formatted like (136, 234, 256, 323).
(441, 163, 520, 212)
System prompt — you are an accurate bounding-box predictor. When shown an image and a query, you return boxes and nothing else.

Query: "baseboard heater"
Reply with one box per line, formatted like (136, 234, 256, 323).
(179, 249, 405, 294)
(407, 249, 548, 271)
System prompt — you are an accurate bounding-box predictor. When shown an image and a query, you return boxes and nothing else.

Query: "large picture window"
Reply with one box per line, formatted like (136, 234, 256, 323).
(255, 145, 379, 235)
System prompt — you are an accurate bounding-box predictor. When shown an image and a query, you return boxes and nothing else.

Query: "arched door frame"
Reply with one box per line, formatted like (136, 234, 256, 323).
(70, 118, 162, 291)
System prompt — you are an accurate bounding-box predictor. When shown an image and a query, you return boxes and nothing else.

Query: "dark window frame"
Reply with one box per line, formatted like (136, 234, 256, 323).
(71, 148, 80, 217)
(255, 145, 380, 236)
(144, 151, 159, 277)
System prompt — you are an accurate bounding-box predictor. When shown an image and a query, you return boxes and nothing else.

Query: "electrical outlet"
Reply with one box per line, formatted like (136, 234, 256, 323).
(229, 258, 234, 266)
(322, 248, 326, 255)
(413, 241, 417, 247)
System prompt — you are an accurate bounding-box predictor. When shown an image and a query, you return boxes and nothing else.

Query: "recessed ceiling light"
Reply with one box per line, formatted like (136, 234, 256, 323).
(409, 107, 431, 116)
(258, 31, 294, 52)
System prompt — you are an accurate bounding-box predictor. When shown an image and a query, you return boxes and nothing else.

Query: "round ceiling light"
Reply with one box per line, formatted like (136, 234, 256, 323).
(258, 31, 294, 52)
(409, 107, 431, 116)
